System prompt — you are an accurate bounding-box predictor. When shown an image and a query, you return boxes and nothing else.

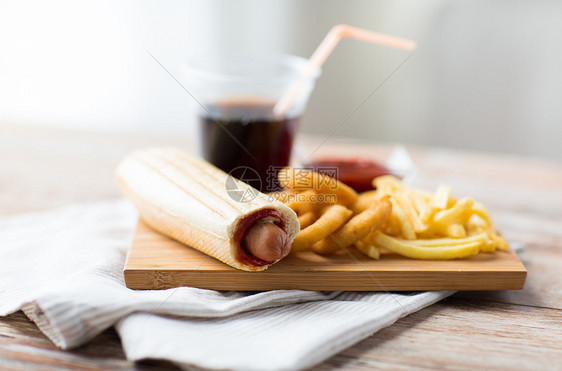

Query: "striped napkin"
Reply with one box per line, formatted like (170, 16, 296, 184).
(0, 200, 453, 371)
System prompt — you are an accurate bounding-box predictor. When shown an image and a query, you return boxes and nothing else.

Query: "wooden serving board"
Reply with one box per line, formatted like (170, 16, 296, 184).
(124, 221, 527, 291)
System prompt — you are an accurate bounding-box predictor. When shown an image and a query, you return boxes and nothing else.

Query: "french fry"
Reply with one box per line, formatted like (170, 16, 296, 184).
(493, 234, 508, 250)
(390, 198, 416, 240)
(446, 224, 466, 238)
(432, 185, 451, 210)
(354, 240, 380, 259)
(479, 236, 496, 253)
(373, 175, 402, 194)
(409, 186, 435, 199)
(410, 190, 434, 224)
(381, 213, 402, 236)
(393, 191, 427, 233)
(433, 197, 474, 228)
(313, 196, 392, 254)
(406, 233, 488, 247)
(291, 205, 352, 252)
(466, 214, 488, 231)
(368, 231, 481, 260)
(471, 201, 492, 223)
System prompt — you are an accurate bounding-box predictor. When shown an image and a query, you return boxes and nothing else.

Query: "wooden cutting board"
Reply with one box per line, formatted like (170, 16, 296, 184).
(124, 220, 527, 291)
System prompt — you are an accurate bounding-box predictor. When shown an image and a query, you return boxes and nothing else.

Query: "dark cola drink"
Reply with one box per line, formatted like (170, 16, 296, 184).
(200, 101, 299, 192)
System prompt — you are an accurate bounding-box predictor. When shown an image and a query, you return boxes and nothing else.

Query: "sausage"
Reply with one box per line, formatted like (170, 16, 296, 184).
(242, 222, 291, 262)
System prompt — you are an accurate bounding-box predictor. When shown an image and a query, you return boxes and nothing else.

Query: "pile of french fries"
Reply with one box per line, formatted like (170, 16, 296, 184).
(358, 175, 508, 260)
(272, 168, 508, 260)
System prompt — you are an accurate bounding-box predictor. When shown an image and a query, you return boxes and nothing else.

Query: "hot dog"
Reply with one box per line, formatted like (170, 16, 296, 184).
(116, 147, 300, 271)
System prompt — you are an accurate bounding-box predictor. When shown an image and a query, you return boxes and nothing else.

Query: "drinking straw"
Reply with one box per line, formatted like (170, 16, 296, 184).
(273, 24, 417, 117)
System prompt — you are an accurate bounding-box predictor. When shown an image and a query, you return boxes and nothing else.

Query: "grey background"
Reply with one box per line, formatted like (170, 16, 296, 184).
(1, 0, 561, 160)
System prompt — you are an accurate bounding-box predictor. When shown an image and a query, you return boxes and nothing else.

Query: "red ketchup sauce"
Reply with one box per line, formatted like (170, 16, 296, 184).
(307, 158, 393, 193)
(234, 209, 286, 266)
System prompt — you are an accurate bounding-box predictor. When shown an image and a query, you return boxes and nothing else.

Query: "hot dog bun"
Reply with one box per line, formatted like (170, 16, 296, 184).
(116, 147, 299, 271)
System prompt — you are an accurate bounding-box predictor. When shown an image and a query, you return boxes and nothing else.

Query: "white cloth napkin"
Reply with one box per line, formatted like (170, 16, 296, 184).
(0, 200, 453, 371)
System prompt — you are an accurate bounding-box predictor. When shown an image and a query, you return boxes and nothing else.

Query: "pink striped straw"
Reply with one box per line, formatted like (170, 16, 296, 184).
(273, 24, 417, 117)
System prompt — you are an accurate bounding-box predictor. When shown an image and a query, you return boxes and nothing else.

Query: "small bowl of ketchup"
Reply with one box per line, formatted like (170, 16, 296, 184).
(306, 157, 395, 193)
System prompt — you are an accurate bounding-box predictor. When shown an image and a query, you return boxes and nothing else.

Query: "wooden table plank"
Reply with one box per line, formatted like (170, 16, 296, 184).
(457, 243, 562, 310)
(1, 123, 561, 370)
(0, 312, 180, 370)
(319, 297, 562, 371)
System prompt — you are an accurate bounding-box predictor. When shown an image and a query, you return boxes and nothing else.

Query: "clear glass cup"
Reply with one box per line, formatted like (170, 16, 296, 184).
(183, 54, 319, 192)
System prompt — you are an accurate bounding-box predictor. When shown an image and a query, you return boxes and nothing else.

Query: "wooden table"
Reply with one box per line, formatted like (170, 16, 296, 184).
(1, 123, 561, 370)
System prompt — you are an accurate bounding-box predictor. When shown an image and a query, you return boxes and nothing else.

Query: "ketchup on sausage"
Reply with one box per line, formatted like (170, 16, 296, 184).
(234, 209, 290, 266)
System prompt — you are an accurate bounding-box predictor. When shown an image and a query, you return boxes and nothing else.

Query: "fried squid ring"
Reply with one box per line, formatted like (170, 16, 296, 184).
(278, 167, 358, 206)
(291, 205, 353, 252)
